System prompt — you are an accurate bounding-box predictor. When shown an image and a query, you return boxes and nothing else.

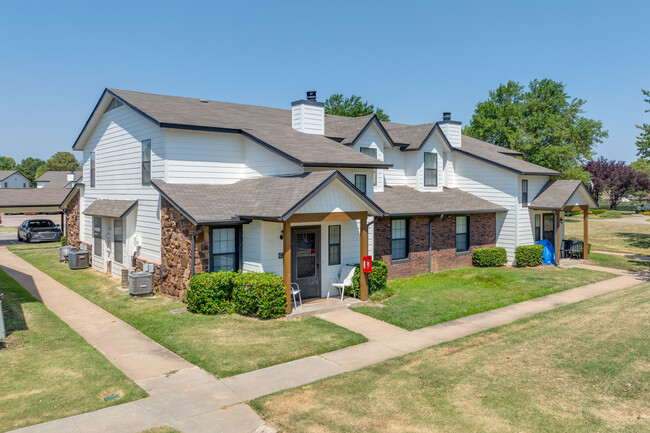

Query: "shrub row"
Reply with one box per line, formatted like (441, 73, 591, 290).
(348, 260, 388, 298)
(599, 210, 622, 219)
(185, 271, 286, 319)
(590, 209, 607, 215)
(472, 247, 508, 267)
(515, 245, 543, 267)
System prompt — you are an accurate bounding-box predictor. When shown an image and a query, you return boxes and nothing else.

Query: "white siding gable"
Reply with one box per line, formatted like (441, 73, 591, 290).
(351, 122, 386, 192)
(297, 179, 374, 215)
(1, 172, 29, 188)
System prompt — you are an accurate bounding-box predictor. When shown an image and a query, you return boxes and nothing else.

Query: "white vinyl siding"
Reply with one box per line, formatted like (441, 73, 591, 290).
(519, 176, 550, 247)
(0, 173, 30, 188)
(351, 122, 385, 192)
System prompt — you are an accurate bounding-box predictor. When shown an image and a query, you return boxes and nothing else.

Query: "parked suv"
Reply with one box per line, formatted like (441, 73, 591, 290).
(17, 219, 63, 243)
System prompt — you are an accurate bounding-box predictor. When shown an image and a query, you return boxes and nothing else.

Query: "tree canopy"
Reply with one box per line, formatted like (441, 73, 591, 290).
(635, 89, 650, 159)
(35, 152, 81, 179)
(630, 158, 650, 179)
(584, 157, 650, 209)
(18, 157, 46, 185)
(0, 156, 17, 171)
(463, 79, 608, 181)
(324, 94, 390, 121)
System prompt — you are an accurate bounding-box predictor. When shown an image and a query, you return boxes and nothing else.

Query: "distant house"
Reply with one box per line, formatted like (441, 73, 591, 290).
(62, 88, 597, 311)
(0, 170, 30, 189)
(36, 171, 82, 189)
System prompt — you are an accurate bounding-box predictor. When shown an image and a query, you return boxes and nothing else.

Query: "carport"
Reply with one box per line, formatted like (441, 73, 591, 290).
(0, 188, 77, 235)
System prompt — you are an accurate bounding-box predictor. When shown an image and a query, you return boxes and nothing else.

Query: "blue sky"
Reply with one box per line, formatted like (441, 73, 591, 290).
(0, 0, 648, 164)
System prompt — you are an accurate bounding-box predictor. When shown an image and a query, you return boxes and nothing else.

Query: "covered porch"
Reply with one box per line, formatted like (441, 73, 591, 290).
(529, 180, 599, 265)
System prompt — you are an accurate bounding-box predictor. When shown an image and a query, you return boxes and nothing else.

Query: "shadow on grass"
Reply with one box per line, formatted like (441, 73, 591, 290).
(615, 232, 650, 250)
(0, 268, 41, 335)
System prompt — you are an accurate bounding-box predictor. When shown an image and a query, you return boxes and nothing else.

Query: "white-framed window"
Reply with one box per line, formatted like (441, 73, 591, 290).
(391, 219, 409, 260)
(360, 147, 378, 186)
(142, 139, 152, 186)
(328, 225, 341, 265)
(211, 227, 239, 272)
(535, 214, 541, 241)
(114, 219, 124, 264)
(522, 179, 528, 207)
(456, 215, 470, 252)
(90, 152, 96, 188)
(355, 174, 367, 195)
(93, 217, 102, 257)
(424, 153, 438, 187)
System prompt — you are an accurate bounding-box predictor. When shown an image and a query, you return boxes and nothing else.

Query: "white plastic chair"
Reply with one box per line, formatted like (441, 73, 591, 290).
(290, 282, 302, 309)
(328, 265, 356, 302)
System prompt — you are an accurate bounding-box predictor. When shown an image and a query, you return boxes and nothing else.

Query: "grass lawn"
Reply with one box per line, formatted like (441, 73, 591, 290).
(588, 252, 650, 272)
(0, 267, 146, 432)
(8, 246, 366, 378)
(565, 217, 650, 255)
(252, 282, 650, 433)
(138, 427, 180, 433)
(0, 226, 17, 233)
(353, 267, 614, 330)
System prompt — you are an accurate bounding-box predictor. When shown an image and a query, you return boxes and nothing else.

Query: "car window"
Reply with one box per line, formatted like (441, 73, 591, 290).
(28, 220, 55, 228)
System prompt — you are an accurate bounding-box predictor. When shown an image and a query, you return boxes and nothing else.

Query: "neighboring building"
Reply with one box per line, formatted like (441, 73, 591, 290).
(0, 170, 30, 188)
(63, 88, 596, 309)
(36, 170, 82, 189)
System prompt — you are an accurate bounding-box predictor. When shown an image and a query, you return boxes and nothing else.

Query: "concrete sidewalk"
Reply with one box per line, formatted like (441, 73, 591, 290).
(2, 246, 647, 433)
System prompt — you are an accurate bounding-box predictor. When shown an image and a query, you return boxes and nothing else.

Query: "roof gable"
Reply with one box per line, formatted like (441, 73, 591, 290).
(529, 180, 598, 210)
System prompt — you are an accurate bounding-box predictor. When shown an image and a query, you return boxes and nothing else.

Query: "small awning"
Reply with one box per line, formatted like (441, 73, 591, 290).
(529, 180, 598, 210)
(83, 199, 138, 218)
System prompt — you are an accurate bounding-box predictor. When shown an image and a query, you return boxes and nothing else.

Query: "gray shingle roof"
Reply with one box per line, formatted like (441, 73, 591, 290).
(529, 180, 598, 210)
(152, 171, 384, 225)
(83, 199, 138, 218)
(0, 188, 72, 208)
(35, 171, 82, 188)
(103, 89, 390, 169)
(374, 185, 505, 216)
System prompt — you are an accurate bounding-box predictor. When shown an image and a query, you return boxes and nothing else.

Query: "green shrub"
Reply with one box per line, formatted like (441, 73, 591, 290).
(231, 272, 286, 319)
(515, 245, 543, 267)
(614, 204, 638, 212)
(472, 247, 508, 267)
(599, 210, 622, 219)
(348, 260, 388, 298)
(185, 271, 236, 315)
(60, 235, 66, 246)
(590, 209, 607, 215)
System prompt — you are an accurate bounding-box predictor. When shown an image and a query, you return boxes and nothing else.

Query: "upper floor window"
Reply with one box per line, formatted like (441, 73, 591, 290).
(355, 174, 367, 195)
(456, 215, 470, 252)
(522, 179, 528, 207)
(360, 147, 378, 186)
(93, 217, 102, 257)
(142, 139, 152, 186)
(424, 153, 438, 187)
(391, 219, 409, 260)
(90, 152, 96, 187)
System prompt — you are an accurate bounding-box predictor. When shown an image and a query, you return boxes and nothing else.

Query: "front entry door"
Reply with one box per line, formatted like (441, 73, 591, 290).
(543, 214, 555, 246)
(292, 227, 321, 298)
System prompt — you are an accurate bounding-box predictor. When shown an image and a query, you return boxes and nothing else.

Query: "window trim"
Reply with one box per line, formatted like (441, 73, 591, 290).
(209, 226, 241, 272)
(424, 152, 438, 187)
(328, 225, 341, 266)
(90, 152, 96, 188)
(93, 217, 102, 257)
(391, 218, 410, 261)
(360, 147, 378, 186)
(534, 214, 541, 242)
(113, 219, 124, 265)
(522, 179, 528, 207)
(142, 139, 152, 186)
(354, 174, 367, 195)
(455, 215, 470, 253)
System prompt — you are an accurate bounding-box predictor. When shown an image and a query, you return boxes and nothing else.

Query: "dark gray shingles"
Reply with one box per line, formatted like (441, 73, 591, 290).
(35, 171, 82, 188)
(0, 188, 71, 207)
(374, 185, 505, 216)
(83, 199, 138, 218)
(529, 180, 597, 209)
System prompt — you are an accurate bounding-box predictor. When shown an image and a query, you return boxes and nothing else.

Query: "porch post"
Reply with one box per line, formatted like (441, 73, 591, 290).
(582, 205, 589, 259)
(554, 210, 561, 266)
(283, 220, 292, 314)
(359, 213, 368, 301)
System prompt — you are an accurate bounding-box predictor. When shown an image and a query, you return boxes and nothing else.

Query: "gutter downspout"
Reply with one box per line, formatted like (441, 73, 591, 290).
(190, 226, 205, 277)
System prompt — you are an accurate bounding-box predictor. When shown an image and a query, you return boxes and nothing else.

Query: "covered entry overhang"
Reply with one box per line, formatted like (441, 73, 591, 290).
(529, 180, 599, 264)
(0, 187, 79, 233)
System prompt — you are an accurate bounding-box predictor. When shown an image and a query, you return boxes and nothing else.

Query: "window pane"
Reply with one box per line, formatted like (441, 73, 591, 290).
(142, 140, 151, 162)
(360, 147, 377, 158)
(456, 216, 467, 234)
(424, 153, 437, 169)
(424, 169, 437, 186)
(213, 253, 235, 272)
(213, 228, 235, 254)
(329, 225, 340, 244)
(114, 220, 123, 242)
(392, 239, 407, 259)
(391, 219, 406, 239)
(329, 245, 341, 265)
(456, 233, 468, 252)
(355, 175, 366, 194)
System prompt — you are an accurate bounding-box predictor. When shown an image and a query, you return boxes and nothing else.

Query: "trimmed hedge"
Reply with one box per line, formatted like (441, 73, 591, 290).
(60, 235, 67, 246)
(515, 245, 543, 267)
(590, 209, 607, 215)
(599, 210, 622, 219)
(185, 271, 287, 319)
(472, 247, 508, 267)
(348, 260, 388, 298)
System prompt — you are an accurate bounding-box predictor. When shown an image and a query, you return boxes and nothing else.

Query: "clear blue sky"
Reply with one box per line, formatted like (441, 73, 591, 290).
(1, 0, 648, 164)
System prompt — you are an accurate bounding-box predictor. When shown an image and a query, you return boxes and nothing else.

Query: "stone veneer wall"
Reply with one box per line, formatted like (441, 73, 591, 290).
(374, 213, 497, 279)
(65, 191, 80, 248)
(157, 197, 210, 299)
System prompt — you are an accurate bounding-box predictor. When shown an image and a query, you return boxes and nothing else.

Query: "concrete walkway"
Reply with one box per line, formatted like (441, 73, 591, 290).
(2, 247, 648, 433)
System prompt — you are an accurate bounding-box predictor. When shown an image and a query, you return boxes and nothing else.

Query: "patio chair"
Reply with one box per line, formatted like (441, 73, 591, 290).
(290, 283, 302, 309)
(328, 265, 356, 302)
(560, 240, 573, 258)
(569, 241, 584, 259)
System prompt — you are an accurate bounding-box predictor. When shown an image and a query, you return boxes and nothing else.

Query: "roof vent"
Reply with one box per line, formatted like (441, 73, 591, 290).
(199, 99, 209, 103)
(442, 112, 451, 121)
(306, 90, 317, 101)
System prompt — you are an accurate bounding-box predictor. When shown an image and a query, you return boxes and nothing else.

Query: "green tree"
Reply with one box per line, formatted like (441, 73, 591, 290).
(463, 79, 608, 179)
(324, 94, 390, 121)
(635, 89, 650, 159)
(35, 152, 81, 179)
(630, 158, 650, 178)
(18, 157, 46, 185)
(0, 156, 17, 171)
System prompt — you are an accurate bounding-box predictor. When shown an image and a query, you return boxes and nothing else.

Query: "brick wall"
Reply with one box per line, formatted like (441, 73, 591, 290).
(158, 197, 210, 299)
(374, 213, 497, 279)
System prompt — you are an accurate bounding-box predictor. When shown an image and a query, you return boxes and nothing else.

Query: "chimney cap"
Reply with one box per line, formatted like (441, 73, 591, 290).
(442, 112, 451, 121)
(306, 90, 317, 101)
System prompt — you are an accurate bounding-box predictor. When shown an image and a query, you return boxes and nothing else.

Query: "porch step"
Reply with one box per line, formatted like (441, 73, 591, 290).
(287, 298, 364, 319)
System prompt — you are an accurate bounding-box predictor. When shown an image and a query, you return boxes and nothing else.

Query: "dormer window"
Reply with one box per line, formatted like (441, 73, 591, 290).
(424, 153, 438, 187)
